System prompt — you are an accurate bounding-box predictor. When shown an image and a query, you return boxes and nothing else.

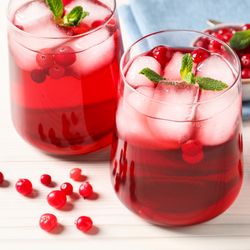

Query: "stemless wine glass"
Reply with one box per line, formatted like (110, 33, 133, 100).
(110, 30, 243, 226)
(7, 0, 122, 155)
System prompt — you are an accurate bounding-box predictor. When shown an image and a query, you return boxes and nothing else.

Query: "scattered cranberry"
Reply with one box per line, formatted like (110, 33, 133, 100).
(70, 168, 82, 181)
(16, 179, 33, 196)
(75, 216, 93, 232)
(242, 68, 250, 79)
(60, 182, 73, 196)
(217, 28, 233, 35)
(241, 54, 250, 68)
(48, 65, 65, 79)
(91, 20, 105, 29)
(242, 24, 250, 31)
(31, 69, 46, 83)
(54, 46, 76, 67)
(71, 23, 90, 35)
(40, 174, 52, 187)
(208, 39, 223, 52)
(79, 182, 93, 199)
(39, 213, 58, 232)
(151, 46, 172, 67)
(194, 37, 210, 49)
(0, 172, 4, 184)
(36, 49, 54, 69)
(191, 48, 210, 64)
(47, 190, 67, 209)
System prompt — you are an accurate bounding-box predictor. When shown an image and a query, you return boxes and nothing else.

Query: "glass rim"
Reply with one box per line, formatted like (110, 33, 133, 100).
(6, 0, 117, 40)
(120, 29, 241, 106)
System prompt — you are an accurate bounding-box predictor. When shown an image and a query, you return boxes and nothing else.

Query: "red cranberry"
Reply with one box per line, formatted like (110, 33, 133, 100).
(75, 216, 93, 232)
(31, 69, 46, 83)
(48, 65, 65, 79)
(40, 174, 52, 186)
(242, 24, 250, 31)
(60, 182, 73, 196)
(70, 168, 82, 181)
(47, 190, 67, 209)
(242, 68, 250, 79)
(79, 182, 93, 199)
(217, 28, 232, 35)
(36, 49, 54, 69)
(54, 46, 76, 67)
(39, 213, 58, 232)
(221, 32, 233, 43)
(241, 54, 250, 68)
(208, 40, 223, 52)
(71, 23, 90, 35)
(191, 48, 210, 64)
(15, 179, 33, 196)
(91, 20, 105, 29)
(0, 172, 4, 184)
(181, 140, 204, 164)
(62, 0, 72, 5)
(151, 46, 173, 67)
(194, 37, 210, 49)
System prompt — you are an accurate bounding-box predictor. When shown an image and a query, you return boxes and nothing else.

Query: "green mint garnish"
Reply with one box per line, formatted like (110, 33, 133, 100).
(63, 6, 89, 26)
(140, 68, 165, 83)
(45, 0, 88, 27)
(139, 53, 228, 91)
(230, 29, 250, 50)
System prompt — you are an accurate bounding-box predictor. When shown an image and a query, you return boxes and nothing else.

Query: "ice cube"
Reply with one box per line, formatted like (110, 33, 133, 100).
(126, 56, 161, 88)
(69, 28, 115, 75)
(195, 55, 240, 146)
(65, 0, 112, 26)
(163, 52, 183, 81)
(147, 83, 199, 148)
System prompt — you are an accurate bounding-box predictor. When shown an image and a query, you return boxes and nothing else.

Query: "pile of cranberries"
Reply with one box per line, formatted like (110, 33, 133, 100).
(194, 23, 250, 79)
(0, 168, 94, 234)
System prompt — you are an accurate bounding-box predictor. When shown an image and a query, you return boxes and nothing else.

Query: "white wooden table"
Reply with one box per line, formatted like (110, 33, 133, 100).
(1, 1, 250, 249)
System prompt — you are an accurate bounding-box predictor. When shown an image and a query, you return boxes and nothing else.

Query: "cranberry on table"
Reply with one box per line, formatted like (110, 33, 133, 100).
(54, 46, 76, 67)
(191, 48, 210, 64)
(60, 182, 73, 196)
(75, 216, 93, 232)
(242, 24, 250, 30)
(16, 179, 33, 196)
(40, 174, 52, 186)
(39, 213, 58, 232)
(47, 190, 67, 209)
(241, 54, 250, 68)
(31, 69, 46, 83)
(70, 168, 82, 181)
(0, 172, 4, 184)
(79, 182, 93, 199)
(48, 65, 65, 79)
(242, 68, 250, 79)
(36, 48, 54, 69)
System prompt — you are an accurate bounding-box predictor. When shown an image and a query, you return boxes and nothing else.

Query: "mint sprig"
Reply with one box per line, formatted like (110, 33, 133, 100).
(139, 53, 228, 91)
(230, 29, 250, 50)
(45, 0, 88, 27)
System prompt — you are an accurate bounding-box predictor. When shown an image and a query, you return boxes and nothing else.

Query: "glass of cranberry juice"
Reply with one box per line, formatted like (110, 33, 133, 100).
(111, 30, 243, 226)
(7, 0, 122, 155)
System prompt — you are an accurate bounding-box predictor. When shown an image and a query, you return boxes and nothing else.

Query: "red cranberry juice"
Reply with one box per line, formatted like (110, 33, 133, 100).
(9, 0, 122, 155)
(111, 46, 243, 226)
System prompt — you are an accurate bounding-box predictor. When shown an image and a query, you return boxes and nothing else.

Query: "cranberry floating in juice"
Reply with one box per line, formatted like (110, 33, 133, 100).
(8, 0, 122, 155)
(111, 30, 243, 226)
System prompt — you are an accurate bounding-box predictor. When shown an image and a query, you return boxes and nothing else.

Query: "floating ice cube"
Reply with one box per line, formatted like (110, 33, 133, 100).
(163, 52, 183, 81)
(126, 56, 161, 88)
(147, 83, 199, 148)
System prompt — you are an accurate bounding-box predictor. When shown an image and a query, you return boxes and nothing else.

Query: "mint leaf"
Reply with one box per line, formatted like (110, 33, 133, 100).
(63, 6, 89, 26)
(196, 77, 228, 91)
(180, 54, 196, 84)
(140, 68, 165, 83)
(230, 30, 250, 50)
(45, 0, 64, 20)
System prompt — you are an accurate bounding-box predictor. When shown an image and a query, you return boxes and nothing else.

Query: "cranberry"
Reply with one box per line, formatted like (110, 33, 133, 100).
(71, 23, 90, 35)
(242, 68, 250, 79)
(70, 168, 82, 181)
(191, 48, 210, 64)
(181, 140, 204, 164)
(15, 179, 33, 196)
(221, 32, 233, 43)
(31, 69, 46, 83)
(217, 28, 233, 35)
(75, 216, 93, 232)
(241, 54, 250, 68)
(91, 20, 105, 29)
(208, 40, 223, 52)
(48, 65, 65, 79)
(60, 182, 73, 196)
(79, 182, 93, 199)
(40, 174, 52, 186)
(194, 37, 210, 49)
(47, 190, 67, 209)
(242, 24, 250, 31)
(62, 0, 72, 5)
(36, 49, 54, 69)
(54, 46, 76, 67)
(0, 172, 4, 184)
(39, 213, 58, 232)
(151, 46, 173, 67)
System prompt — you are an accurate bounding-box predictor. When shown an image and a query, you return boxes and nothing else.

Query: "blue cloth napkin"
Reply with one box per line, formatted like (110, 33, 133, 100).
(118, 0, 250, 120)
